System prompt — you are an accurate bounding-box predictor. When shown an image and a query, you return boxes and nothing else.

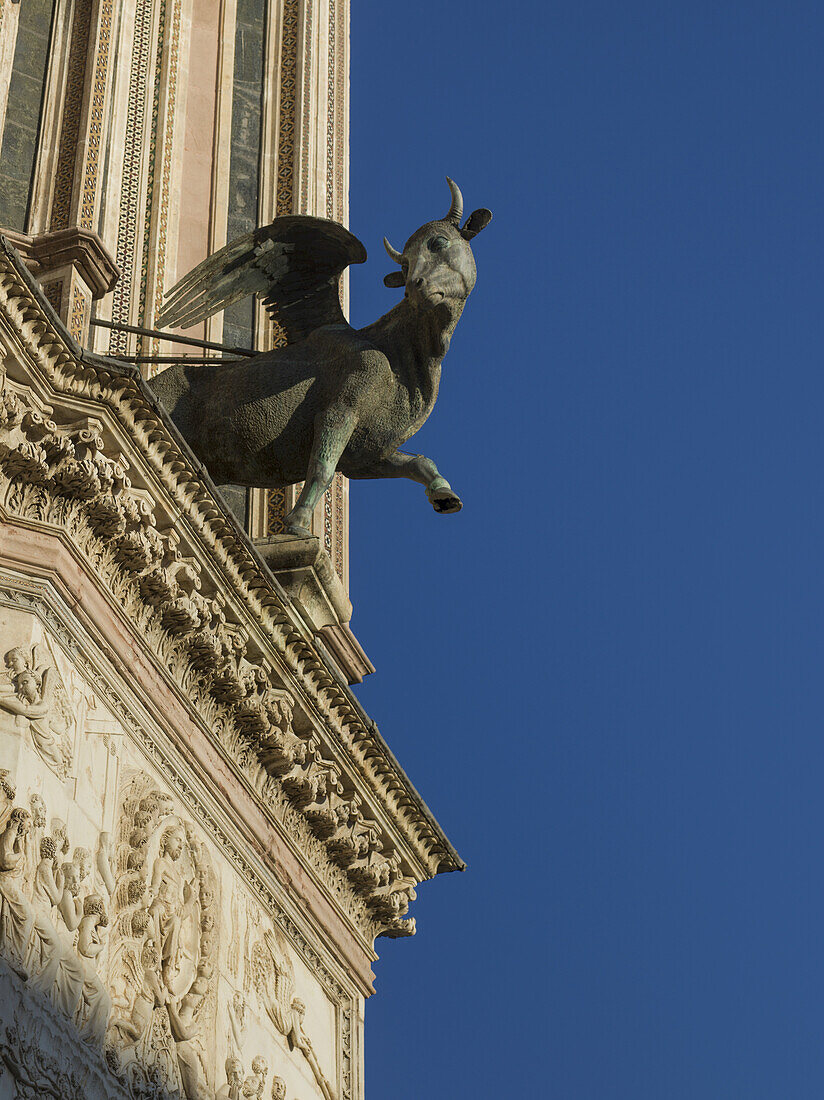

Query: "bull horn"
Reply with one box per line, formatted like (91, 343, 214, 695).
(445, 177, 463, 225)
(383, 237, 403, 264)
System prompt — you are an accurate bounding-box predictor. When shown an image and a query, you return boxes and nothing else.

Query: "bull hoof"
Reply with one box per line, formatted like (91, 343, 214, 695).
(427, 481, 463, 514)
(284, 523, 312, 538)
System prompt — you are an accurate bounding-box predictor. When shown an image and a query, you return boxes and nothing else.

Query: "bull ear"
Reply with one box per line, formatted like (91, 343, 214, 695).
(461, 208, 493, 240)
(383, 271, 405, 288)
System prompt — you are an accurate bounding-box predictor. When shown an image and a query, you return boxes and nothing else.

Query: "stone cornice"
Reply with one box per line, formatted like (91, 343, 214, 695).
(0, 237, 464, 948)
(2, 228, 120, 299)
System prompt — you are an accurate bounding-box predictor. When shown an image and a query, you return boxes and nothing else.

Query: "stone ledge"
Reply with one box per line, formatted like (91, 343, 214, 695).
(255, 534, 374, 685)
(2, 227, 120, 299)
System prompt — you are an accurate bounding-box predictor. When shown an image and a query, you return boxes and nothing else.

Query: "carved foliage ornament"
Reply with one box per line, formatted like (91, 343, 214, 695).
(0, 362, 423, 938)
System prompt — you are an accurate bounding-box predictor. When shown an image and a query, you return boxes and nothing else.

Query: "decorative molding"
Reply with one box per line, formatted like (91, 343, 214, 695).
(148, 0, 182, 342)
(79, 0, 115, 232)
(136, 0, 168, 352)
(276, 0, 299, 221)
(109, 0, 155, 353)
(49, 0, 93, 232)
(299, 0, 314, 214)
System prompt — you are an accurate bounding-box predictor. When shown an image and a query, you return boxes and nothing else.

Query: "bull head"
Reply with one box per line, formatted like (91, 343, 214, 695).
(383, 178, 492, 310)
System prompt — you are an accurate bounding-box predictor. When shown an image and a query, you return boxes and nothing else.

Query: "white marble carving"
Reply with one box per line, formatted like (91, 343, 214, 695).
(0, 598, 352, 1100)
(106, 771, 219, 1098)
(0, 644, 74, 778)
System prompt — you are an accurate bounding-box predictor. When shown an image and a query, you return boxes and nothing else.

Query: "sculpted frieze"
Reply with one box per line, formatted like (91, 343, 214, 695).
(0, 585, 357, 1099)
(0, 781, 113, 1049)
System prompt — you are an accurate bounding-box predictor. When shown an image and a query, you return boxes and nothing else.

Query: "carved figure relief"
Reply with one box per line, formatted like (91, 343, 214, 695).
(251, 928, 337, 1100)
(0, 779, 114, 1049)
(107, 771, 219, 1099)
(0, 644, 74, 777)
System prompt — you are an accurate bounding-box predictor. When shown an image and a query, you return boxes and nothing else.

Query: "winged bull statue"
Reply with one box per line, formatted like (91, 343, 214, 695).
(150, 178, 492, 537)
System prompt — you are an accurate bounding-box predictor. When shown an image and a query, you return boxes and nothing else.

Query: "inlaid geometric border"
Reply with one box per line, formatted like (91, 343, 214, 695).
(49, 0, 93, 231)
(276, 0, 299, 219)
(150, 0, 182, 345)
(299, 0, 314, 213)
(109, 0, 155, 353)
(79, 0, 115, 230)
(267, 0, 301, 535)
(137, 0, 168, 351)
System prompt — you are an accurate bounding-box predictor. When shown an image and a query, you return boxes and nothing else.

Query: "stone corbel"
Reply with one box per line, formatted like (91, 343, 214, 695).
(1, 228, 119, 345)
(255, 534, 374, 684)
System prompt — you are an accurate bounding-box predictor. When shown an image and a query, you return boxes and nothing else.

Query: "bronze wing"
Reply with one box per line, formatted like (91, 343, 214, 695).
(156, 216, 367, 344)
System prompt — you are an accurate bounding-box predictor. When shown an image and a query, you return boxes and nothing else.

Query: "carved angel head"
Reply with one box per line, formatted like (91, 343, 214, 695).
(15, 669, 41, 703)
(83, 893, 108, 925)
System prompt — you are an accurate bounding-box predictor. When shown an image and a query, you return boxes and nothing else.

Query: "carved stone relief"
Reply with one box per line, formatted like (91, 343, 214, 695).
(106, 770, 219, 1099)
(0, 777, 113, 1054)
(0, 640, 75, 779)
(0, 582, 357, 1100)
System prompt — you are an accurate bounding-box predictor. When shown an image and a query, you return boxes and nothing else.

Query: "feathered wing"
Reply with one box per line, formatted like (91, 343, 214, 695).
(251, 928, 295, 1036)
(156, 215, 367, 344)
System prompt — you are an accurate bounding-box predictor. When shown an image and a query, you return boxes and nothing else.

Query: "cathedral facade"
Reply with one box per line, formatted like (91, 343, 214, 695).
(0, 4, 461, 1098)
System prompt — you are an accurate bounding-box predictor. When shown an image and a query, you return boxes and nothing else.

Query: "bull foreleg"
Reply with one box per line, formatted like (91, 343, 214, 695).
(284, 408, 357, 537)
(351, 450, 463, 514)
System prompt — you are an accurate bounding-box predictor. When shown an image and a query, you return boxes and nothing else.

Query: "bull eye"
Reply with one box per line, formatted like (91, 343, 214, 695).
(428, 235, 449, 253)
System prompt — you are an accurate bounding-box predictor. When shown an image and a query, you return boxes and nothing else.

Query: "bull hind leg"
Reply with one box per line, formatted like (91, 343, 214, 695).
(284, 408, 357, 536)
(351, 450, 463, 514)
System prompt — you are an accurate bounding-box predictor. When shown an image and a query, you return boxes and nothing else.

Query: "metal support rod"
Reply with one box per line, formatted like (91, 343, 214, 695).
(116, 356, 242, 364)
(89, 317, 256, 357)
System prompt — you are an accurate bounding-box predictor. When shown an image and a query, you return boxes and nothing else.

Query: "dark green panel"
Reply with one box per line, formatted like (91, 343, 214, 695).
(223, 0, 265, 353)
(0, 0, 57, 229)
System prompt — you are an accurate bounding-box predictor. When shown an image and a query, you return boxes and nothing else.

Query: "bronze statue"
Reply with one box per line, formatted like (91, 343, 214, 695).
(151, 179, 492, 537)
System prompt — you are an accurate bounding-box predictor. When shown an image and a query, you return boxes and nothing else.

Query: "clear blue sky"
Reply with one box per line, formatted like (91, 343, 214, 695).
(346, 3, 824, 1097)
